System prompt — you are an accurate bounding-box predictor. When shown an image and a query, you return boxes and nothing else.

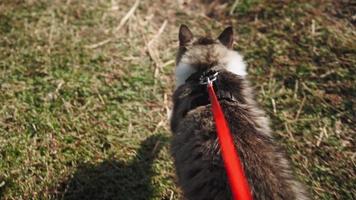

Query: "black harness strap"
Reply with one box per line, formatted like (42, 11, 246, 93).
(185, 69, 238, 112)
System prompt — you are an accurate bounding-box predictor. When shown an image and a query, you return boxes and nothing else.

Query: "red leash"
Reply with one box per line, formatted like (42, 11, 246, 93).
(206, 80, 253, 200)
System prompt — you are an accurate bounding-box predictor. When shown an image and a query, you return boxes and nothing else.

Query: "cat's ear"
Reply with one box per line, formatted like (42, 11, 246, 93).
(217, 26, 234, 49)
(179, 24, 193, 46)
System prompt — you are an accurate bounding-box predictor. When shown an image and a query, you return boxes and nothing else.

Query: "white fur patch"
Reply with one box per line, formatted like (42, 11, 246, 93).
(175, 62, 196, 88)
(175, 46, 247, 88)
(223, 50, 247, 77)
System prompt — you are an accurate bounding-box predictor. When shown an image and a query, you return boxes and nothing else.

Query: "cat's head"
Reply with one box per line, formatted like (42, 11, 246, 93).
(175, 25, 247, 88)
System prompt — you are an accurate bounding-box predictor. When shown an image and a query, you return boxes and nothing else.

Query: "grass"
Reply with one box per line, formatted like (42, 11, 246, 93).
(0, 0, 355, 199)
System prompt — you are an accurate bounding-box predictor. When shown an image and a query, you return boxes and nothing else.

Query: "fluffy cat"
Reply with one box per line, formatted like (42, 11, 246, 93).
(170, 25, 310, 200)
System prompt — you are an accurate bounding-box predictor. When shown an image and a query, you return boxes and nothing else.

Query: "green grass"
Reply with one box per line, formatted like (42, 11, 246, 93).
(0, 0, 355, 199)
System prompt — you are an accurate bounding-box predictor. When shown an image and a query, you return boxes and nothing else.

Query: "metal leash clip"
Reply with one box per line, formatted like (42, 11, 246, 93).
(199, 70, 219, 85)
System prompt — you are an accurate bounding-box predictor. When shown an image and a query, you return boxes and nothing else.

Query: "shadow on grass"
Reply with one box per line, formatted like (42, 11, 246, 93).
(0, 184, 4, 200)
(59, 134, 168, 200)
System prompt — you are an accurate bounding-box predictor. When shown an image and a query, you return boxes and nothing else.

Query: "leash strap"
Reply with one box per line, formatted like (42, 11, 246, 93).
(206, 80, 253, 200)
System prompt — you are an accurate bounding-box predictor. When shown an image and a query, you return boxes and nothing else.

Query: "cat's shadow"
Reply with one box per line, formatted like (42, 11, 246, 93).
(58, 134, 168, 200)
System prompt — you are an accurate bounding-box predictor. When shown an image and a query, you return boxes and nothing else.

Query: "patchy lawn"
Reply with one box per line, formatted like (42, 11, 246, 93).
(0, 0, 354, 199)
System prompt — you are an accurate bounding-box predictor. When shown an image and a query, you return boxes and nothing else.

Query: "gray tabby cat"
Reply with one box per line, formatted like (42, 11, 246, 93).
(170, 25, 310, 200)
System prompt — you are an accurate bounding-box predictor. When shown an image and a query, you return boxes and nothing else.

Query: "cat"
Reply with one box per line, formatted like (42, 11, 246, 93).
(170, 25, 310, 200)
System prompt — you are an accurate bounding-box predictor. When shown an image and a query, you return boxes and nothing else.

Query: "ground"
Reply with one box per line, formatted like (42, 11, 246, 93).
(0, 0, 355, 199)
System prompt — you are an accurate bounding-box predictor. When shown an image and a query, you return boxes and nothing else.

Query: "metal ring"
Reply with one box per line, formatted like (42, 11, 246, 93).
(199, 71, 219, 85)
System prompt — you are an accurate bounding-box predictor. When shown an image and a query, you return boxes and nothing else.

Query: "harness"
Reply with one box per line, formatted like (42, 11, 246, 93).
(185, 69, 238, 111)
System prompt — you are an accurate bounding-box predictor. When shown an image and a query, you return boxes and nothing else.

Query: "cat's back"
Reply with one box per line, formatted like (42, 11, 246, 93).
(171, 103, 231, 200)
(172, 100, 308, 200)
